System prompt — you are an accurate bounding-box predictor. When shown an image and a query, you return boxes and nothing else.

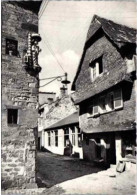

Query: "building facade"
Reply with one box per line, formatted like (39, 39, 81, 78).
(72, 15, 136, 167)
(38, 93, 83, 158)
(38, 92, 56, 149)
(1, 1, 41, 189)
(44, 112, 83, 159)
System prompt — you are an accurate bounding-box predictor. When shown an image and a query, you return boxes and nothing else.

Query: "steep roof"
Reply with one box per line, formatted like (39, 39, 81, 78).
(72, 15, 136, 91)
(45, 112, 79, 131)
(87, 15, 136, 45)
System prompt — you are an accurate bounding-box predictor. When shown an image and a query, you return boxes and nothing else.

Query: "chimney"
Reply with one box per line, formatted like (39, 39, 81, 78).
(60, 85, 68, 98)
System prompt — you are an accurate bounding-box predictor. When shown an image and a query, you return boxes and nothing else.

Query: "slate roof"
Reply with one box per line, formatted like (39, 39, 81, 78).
(86, 15, 136, 46)
(72, 15, 136, 91)
(45, 112, 79, 131)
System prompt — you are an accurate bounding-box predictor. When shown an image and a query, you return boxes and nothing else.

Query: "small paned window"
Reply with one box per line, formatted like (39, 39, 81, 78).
(114, 89, 123, 109)
(48, 132, 51, 146)
(87, 89, 123, 118)
(7, 109, 18, 124)
(90, 56, 103, 81)
(71, 127, 76, 146)
(93, 99, 99, 116)
(55, 130, 58, 147)
(6, 38, 18, 56)
(99, 96, 106, 113)
(64, 128, 69, 147)
(106, 93, 114, 111)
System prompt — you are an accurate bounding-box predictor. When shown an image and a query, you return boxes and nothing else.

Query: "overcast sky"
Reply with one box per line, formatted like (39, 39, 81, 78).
(38, 0, 137, 96)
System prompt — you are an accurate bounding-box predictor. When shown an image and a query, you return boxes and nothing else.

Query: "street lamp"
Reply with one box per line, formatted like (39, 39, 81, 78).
(39, 72, 71, 88)
(61, 73, 71, 85)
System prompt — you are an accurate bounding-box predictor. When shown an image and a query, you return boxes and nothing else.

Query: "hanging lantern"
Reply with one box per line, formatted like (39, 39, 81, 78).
(61, 73, 71, 85)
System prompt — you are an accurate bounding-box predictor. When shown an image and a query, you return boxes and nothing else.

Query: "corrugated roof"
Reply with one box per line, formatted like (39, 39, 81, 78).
(45, 112, 79, 131)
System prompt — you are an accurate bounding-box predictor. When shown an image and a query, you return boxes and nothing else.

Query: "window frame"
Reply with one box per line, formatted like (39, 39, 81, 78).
(48, 131, 51, 146)
(90, 56, 103, 81)
(6, 38, 18, 56)
(87, 88, 123, 118)
(99, 95, 107, 114)
(7, 108, 18, 125)
(64, 128, 69, 147)
(54, 130, 58, 147)
(114, 89, 123, 110)
(106, 92, 114, 112)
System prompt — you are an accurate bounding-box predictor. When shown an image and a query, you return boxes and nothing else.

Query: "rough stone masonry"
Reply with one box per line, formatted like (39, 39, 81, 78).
(1, 1, 41, 189)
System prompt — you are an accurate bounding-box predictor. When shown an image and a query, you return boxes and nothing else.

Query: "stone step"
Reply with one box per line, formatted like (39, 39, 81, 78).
(110, 164, 117, 168)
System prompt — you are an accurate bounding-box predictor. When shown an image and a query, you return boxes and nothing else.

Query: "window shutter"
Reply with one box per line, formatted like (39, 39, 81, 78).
(114, 89, 123, 109)
(90, 67, 93, 81)
(87, 102, 93, 117)
(96, 62, 99, 77)
(93, 99, 99, 116)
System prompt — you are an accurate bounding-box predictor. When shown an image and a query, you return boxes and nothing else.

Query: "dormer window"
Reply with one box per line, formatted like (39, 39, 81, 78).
(6, 38, 18, 56)
(90, 56, 103, 81)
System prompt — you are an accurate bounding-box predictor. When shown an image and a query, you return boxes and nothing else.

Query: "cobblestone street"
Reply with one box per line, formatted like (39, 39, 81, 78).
(2, 152, 136, 195)
(36, 151, 104, 187)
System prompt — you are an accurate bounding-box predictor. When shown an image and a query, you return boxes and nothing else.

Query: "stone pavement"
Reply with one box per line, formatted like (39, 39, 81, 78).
(36, 152, 105, 188)
(2, 168, 136, 195)
(57, 167, 136, 195)
(2, 152, 136, 195)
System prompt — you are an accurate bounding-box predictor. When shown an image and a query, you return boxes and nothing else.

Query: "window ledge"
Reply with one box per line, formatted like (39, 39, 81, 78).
(92, 72, 104, 82)
(4, 54, 20, 58)
(8, 124, 19, 127)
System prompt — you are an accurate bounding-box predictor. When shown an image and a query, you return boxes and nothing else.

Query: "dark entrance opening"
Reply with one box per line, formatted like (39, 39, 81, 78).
(109, 134, 116, 164)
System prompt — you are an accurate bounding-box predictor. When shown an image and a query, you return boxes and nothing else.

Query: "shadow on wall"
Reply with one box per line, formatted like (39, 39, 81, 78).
(40, 147, 52, 153)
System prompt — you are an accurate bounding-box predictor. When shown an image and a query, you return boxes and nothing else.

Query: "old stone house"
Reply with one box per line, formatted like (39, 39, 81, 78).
(1, 1, 42, 189)
(38, 92, 83, 158)
(72, 15, 136, 168)
(38, 91, 56, 150)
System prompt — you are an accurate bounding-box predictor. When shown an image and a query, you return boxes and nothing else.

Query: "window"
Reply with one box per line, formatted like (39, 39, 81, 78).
(90, 56, 103, 81)
(7, 109, 18, 124)
(6, 39, 18, 56)
(87, 102, 93, 117)
(64, 128, 69, 147)
(99, 96, 106, 113)
(106, 93, 114, 111)
(114, 89, 123, 109)
(87, 88, 123, 118)
(55, 130, 58, 147)
(87, 99, 99, 117)
(71, 127, 76, 146)
(48, 132, 51, 146)
(93, 99, 99, 116)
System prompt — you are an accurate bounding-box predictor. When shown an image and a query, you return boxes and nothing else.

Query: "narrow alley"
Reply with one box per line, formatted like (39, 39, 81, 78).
(36, 151, 105, 188)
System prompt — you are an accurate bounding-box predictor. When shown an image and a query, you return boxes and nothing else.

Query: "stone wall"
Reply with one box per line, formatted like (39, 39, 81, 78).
(74, 35, 126, 102)
(44, 95, 78, 129)
(1, 2, 40, 189)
